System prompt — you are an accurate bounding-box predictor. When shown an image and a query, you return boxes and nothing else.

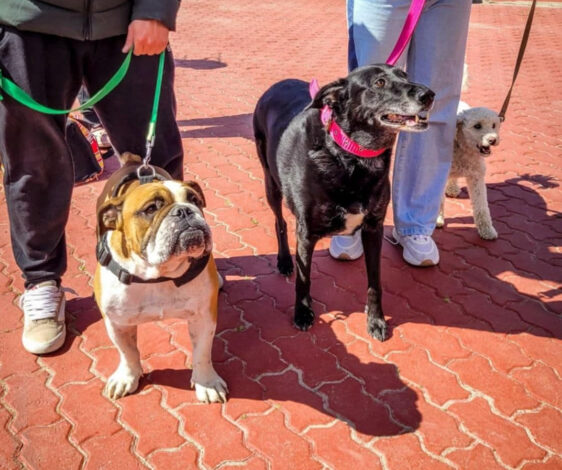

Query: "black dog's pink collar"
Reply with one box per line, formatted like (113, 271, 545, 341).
(309, 79, 387, 159)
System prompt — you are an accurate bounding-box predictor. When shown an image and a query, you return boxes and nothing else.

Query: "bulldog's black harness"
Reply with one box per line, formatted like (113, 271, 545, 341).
(96, 165, 210, 287)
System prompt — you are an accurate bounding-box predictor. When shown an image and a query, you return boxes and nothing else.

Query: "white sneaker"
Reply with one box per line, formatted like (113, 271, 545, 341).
(329, 231, 364, 260)
(19, 280, 66, 354)
(392, 228, 439, 267)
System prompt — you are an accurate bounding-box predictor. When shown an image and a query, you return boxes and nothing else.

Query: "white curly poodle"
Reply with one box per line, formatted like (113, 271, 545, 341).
(436, 103, 501, 240)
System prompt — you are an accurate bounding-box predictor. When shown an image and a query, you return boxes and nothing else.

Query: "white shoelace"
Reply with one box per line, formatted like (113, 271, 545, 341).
(384, 232, 432, 246)
(19, 285, 63, 321)
(407, 235, 431, 244)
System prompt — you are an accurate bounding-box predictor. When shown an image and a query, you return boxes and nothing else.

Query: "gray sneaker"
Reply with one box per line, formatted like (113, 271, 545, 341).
(19, 280, 66, 354)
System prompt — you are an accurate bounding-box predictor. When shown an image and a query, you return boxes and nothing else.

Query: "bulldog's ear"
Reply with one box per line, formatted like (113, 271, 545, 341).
(97, 197, 124, 238)
(307, 78, 348, 111)
(184, 181, 206, 208)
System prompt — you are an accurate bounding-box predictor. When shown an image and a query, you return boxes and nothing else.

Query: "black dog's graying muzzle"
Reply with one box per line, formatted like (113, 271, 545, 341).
(96, 165, 210, 286)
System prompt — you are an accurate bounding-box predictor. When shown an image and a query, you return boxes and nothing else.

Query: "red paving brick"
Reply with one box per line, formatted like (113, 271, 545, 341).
(1, 1, 561, 469)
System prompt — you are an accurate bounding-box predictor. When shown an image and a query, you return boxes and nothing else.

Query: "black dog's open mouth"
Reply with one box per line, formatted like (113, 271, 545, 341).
(381, 113, 429, 130)
(477, 144, 492, 155)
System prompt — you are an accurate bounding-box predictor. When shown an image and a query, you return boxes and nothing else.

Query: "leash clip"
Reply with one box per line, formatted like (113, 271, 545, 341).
(137, 132, 156, 184)
(137, 157, 156, 185)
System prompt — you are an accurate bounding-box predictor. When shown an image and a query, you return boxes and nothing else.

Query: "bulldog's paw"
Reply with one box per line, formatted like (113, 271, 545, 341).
(277, 255, 294, 276)
(435, 214, 445, 228)
(477, 223, 498, 240)
(105, 368, 142, 399)
(294, 305, 315, 331)
(191, 374, 228, 404)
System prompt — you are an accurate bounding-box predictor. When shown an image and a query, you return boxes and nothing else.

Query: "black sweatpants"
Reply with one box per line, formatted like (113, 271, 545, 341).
(0, 26, 184, 287)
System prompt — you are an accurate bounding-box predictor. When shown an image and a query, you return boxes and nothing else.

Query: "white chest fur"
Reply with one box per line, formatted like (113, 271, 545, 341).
(98, 265, 215, 326)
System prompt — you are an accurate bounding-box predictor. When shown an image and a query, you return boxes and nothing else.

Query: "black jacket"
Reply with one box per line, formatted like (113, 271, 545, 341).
(0, 0, 180, 41)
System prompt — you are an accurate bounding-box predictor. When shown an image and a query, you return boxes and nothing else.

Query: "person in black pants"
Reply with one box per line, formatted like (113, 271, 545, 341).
(0, 1, 183, 355)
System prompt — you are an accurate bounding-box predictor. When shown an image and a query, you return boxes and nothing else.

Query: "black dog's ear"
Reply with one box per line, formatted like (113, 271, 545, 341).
(307, 78, 348, 110)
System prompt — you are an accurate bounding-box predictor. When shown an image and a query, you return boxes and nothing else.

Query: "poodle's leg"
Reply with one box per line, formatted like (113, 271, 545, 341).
(445, 176, 461, 198)
(466, 174, 497, 240)
(436, 194, 445, 228)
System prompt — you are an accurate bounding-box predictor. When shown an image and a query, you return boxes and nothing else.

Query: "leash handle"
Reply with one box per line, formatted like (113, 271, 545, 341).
(386, 0, 426, 66)
(499, 0, 536, 121)
(0, 49, 133, 114)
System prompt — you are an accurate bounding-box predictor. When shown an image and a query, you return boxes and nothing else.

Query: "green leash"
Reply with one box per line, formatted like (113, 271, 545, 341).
(0, 49, 133, 114)
(143, 49, 166, 166)
(0, 48, 166, 166)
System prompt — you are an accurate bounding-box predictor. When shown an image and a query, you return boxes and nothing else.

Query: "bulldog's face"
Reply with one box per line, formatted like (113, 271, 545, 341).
(98, 180, 211, 272)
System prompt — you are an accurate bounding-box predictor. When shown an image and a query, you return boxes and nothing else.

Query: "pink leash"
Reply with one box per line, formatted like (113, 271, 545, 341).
(310, 0, 426, 158)
(386, 0, 426, 66)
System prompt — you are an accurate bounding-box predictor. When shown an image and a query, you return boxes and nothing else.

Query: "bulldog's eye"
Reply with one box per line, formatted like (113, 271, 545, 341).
(375, 79, 386, 88)
(144, 204, 158, 215)
(141, 198, 164, 216)
(474, 123, 482, 130)
(186, 192, 201, 206)
(492, 123, 496, 129)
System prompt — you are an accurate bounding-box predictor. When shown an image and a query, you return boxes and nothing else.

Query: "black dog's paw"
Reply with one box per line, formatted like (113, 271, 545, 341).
(277, 255, 294, 276)
(367, 317, 388, 342)
(293, 305, 315, 331)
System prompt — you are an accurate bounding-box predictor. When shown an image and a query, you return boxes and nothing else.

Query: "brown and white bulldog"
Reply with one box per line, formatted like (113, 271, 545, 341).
(93, 153, 227, 403)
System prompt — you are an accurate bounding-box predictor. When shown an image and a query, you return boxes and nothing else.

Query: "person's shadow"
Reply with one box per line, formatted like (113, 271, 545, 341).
(177, 114, 254, 140)
(174, 57, 227, 70)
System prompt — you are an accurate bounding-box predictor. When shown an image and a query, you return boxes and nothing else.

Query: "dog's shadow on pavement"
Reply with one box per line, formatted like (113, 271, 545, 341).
(64, 265, 421, 437)
(438, 172, 561, 318)
(144, 254, 422, 438)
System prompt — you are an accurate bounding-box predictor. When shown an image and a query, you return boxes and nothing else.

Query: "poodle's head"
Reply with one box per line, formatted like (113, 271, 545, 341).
(456, 107, 501, 156)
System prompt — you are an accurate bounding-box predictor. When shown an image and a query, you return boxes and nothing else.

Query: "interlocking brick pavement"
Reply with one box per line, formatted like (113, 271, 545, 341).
(1, 1, 561, 469)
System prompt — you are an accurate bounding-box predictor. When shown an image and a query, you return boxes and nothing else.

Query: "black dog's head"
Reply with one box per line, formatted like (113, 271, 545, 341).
(308, 64, 435, 148)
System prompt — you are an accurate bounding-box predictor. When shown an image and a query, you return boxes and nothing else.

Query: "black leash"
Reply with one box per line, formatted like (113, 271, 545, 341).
(499, 0, 537, 121)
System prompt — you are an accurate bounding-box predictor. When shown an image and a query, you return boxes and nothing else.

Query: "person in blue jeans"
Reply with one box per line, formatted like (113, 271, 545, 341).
(330, 0, 472, 266)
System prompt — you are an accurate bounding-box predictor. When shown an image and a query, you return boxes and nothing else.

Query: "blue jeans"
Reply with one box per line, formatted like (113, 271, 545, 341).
(347, 0, 471, 236)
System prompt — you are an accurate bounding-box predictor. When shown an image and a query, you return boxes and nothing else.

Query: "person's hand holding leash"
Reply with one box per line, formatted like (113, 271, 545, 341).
(122, 19, 169, 55)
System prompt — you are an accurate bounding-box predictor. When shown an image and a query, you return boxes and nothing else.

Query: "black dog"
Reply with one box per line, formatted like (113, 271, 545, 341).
(252, 65, 434, 340)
